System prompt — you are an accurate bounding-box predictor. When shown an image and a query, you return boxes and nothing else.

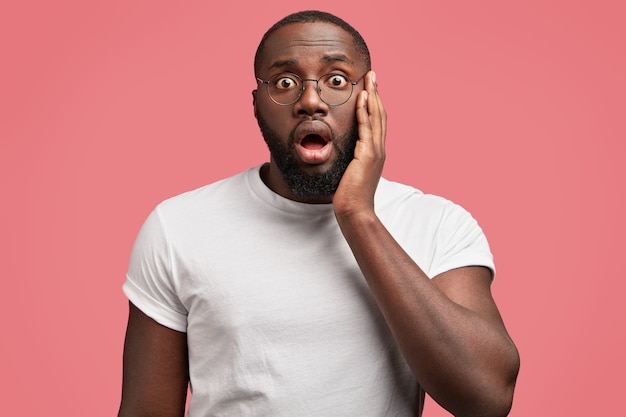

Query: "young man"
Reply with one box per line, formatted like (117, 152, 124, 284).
(119, 10, 519, 417)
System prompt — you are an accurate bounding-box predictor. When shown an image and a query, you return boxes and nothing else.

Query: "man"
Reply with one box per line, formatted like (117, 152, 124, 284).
(119, 10, 519, 417)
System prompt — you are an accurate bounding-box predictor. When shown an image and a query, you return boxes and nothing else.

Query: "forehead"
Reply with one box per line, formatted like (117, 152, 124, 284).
(257, 22, 364, 74)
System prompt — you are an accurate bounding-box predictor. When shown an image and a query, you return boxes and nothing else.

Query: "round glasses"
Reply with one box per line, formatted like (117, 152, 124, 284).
(256, 72, 363, 106)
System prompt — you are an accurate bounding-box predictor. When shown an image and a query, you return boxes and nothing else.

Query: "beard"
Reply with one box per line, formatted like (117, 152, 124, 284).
(257, 114, 359, 199)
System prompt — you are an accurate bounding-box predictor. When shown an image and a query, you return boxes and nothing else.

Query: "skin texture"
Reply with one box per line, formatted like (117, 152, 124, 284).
(119, 21, 519, 417)
(118, 303, 188, 417)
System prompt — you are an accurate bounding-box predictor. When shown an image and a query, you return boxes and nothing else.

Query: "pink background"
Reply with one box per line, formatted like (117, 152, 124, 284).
(1, 1, 624, 415)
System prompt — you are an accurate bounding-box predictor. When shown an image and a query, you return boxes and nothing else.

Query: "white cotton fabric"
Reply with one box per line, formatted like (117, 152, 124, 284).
(123, 165, 494, 416)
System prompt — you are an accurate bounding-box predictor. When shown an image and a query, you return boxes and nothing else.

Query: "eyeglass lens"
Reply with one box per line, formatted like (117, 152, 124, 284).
(267, 73, 354, 106)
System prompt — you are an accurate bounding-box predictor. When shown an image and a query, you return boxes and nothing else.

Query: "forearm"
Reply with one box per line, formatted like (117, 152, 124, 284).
(336, 210, 519, 416)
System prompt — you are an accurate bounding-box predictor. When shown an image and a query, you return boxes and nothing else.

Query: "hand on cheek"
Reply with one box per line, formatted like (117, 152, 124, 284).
(333, 71, 387, 218)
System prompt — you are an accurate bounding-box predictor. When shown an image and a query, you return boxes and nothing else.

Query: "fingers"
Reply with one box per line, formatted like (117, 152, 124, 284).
(357, 71, 387, 155)
(370, 72, 387, 146)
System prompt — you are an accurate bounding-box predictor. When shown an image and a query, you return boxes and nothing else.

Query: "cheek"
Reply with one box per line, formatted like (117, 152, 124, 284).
(256, 101, 281, 123)
(331, 106, 358, 131)
(256, 103, 294, 134)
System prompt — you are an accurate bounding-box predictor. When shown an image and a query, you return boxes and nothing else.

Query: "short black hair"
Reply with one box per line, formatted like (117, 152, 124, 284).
(254, 10, 371, 75)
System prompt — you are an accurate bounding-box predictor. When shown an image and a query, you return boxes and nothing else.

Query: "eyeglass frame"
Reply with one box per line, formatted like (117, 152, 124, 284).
(255, 72, 366, 107)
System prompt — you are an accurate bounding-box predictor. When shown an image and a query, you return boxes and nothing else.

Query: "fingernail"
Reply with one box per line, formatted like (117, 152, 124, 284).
(371, 71, 377, 84)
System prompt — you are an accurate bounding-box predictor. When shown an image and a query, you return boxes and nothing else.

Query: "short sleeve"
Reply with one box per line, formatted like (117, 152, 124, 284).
(429, 202, 495, 279)
(123, 206, 188, 332)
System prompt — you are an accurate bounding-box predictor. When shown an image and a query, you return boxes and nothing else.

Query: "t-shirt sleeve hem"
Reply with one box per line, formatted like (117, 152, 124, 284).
(428, 253, 496, 280)
(122, 277, 188, 332)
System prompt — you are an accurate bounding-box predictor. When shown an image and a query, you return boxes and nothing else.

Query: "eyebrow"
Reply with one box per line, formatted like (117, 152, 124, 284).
(268, 54, 354, 71)
(321, 54, 353, 64)
(269, 59, 298, 70)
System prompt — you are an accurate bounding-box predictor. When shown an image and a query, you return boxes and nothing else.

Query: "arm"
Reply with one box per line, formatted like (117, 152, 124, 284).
(118, 302, 189, 417)
(333, 72, 519, 417)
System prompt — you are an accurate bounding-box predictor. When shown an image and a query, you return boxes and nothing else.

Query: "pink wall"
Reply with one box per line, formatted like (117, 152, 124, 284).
(1, 1, 624, 415)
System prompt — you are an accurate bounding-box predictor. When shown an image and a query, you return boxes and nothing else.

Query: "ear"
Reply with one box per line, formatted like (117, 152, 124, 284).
(252, 90, 258, 119)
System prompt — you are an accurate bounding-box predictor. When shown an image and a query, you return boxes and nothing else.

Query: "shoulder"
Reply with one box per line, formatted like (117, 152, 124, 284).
(162, 168, 251, 205)
(376, 177, 486, 236)
(375, 177, 463, 219)
(154, 167, 260, 221)
(376, 178, 494, 278)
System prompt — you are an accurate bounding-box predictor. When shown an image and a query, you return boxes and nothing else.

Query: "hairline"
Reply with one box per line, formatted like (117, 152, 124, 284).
(254, 10, 371, 76)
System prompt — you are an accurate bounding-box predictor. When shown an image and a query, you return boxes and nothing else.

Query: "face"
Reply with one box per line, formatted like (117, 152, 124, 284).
(253, 22, 367, 203)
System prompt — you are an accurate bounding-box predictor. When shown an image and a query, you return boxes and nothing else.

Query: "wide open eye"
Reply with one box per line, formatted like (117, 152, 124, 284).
(323, 74, 350, 89)
(272, 75, 300, 90)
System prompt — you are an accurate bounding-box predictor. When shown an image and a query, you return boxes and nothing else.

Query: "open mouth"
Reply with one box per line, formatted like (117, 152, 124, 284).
(300, 134, 328, 150)
(293, 121, 333, 165)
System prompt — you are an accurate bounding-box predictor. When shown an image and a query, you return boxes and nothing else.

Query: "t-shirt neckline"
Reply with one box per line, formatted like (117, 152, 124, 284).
(245, 164, 336, 217)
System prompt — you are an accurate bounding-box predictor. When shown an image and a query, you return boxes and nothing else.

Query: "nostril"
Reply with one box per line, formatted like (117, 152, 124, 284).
(294, 88, 328, 115)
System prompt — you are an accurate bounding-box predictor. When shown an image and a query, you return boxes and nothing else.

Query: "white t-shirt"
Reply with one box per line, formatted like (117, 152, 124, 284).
(123, 165, 494, 416)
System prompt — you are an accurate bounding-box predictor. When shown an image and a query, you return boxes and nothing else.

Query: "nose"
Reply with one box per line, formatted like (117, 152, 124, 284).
(293, 79, 328, 116)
